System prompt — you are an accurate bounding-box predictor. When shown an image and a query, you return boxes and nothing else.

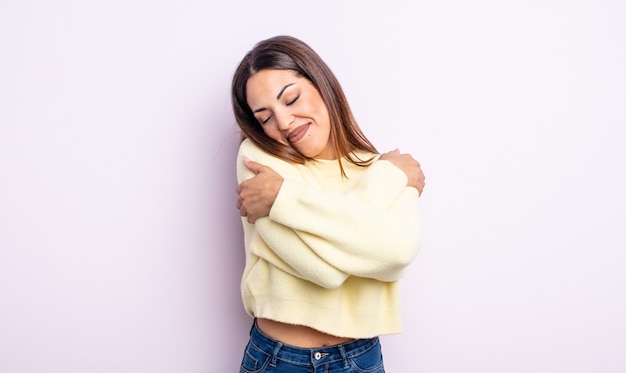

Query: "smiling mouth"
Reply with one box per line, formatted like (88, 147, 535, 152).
(287, 123, 310, 143)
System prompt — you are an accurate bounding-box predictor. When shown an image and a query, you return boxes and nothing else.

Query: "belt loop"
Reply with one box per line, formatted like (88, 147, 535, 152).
(270, 341, 283, 367)
(339, 345, 349, 369)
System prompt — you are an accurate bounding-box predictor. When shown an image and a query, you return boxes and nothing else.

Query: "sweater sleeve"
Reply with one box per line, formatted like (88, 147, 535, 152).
(237, 139, 422, 286)
(237, 140, 350, 288)
(269, 165, 421, 283)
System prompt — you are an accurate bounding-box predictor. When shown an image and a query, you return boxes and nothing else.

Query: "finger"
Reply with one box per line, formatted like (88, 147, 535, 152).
(242, 157, 265, 175)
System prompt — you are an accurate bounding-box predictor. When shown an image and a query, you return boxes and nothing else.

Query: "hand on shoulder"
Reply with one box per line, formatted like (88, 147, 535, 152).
(236, 154, 284, 224)
(379, 149, 425, 195)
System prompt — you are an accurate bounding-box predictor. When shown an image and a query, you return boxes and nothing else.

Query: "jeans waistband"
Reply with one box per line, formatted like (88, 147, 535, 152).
(249, 319, 380, 368)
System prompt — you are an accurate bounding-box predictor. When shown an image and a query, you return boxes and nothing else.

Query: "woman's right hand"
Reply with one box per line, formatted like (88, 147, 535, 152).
(379, 149, 425, 195)
(236, 157, 284, 223)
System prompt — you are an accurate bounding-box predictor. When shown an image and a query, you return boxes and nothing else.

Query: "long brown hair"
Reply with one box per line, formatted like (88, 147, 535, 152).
(231, 35, 377, 173)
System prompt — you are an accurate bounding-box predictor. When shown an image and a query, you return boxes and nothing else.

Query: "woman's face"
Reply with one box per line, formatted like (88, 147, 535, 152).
(246, 69, 336, 160)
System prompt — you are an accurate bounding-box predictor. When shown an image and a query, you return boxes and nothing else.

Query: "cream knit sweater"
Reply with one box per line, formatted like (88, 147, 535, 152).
(236, 138, 422, 339)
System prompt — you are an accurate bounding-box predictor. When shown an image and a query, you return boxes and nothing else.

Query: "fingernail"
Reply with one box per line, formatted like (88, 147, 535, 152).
(242, 156, 250, 162)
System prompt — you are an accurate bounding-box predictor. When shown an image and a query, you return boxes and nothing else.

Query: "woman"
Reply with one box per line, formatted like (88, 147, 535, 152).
(232, 35, 424, 373)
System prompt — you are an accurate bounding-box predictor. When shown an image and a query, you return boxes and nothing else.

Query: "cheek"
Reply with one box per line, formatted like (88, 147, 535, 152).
(313, 100, 330, 125)
(316, 108, 331, 134)
(262, 125, 285, 143)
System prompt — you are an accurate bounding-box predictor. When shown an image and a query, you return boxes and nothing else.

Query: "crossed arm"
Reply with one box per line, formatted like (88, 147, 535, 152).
(237, 149, 425, 223)
(235, 141, 425, 287)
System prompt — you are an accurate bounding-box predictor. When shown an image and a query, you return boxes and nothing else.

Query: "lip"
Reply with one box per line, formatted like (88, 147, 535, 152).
(287, 123, 310, 143)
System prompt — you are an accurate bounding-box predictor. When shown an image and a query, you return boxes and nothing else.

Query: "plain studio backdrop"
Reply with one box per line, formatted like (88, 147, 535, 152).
(1, 0, 625, 372)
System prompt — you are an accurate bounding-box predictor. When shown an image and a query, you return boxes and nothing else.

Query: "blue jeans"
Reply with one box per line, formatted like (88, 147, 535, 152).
(240, 319, 385, 373)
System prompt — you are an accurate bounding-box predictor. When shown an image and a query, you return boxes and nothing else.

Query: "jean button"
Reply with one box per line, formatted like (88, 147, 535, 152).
(314, 352, 322, 360)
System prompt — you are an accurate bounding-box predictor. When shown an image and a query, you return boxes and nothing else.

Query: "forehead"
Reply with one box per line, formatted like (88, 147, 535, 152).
(246, 69, 301, 105)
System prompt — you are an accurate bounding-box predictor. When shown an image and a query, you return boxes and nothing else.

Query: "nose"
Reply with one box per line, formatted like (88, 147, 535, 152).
(275, 109, 294, 131)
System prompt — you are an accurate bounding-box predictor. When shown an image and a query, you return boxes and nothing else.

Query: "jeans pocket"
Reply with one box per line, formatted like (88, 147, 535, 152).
(240, 340, 271, 373)
(349, 340, 385, 373)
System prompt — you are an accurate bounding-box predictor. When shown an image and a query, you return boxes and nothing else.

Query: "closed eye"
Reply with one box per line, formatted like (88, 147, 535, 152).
(286, 95, 299, 105)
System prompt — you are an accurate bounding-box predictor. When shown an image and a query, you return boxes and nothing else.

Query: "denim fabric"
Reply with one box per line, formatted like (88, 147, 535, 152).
(240, 320, 385, 373)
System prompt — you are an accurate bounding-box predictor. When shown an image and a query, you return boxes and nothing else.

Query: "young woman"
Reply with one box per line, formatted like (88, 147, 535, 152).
(232, 35, 425, 373)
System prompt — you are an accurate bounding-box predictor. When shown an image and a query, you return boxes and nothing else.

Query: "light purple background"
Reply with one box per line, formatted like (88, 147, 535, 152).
(1, 1, 625, 372)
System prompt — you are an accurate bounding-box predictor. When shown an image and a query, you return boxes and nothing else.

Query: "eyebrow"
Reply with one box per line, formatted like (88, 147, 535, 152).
(252, 83, 295, 114)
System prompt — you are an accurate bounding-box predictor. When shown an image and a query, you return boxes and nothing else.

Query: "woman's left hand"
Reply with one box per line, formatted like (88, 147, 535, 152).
(236, 157, 284, 223)
(379, 149, 425, 196)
